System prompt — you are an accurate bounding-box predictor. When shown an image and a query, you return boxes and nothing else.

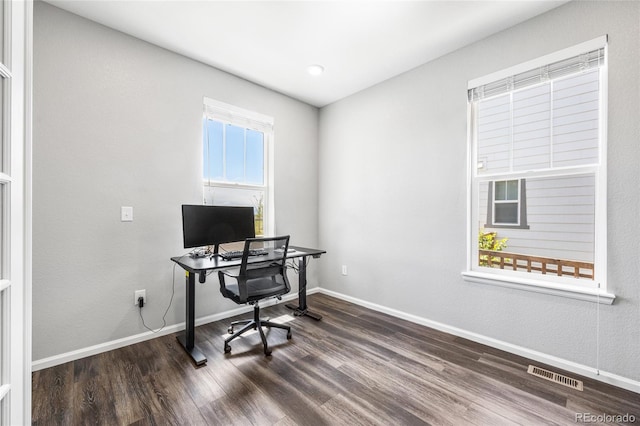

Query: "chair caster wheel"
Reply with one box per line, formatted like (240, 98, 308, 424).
(227, 327, 233, 334)
(264, 349, 272, 356)
(287, 331, 292, 340)
(224, 344, 231, 353)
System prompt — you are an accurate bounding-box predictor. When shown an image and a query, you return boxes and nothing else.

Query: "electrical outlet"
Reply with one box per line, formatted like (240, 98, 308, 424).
(341, 265, 348, 276)
(134, 289, 146, 306)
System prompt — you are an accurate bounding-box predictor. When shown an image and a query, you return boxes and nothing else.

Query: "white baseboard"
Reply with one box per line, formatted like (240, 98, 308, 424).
(31, 290, 312, 372)
(318, 288, 640, 395)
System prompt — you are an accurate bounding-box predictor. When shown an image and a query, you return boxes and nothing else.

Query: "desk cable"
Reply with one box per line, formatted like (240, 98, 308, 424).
(286, 256, 311, 292)
(138, 251, 191, 333)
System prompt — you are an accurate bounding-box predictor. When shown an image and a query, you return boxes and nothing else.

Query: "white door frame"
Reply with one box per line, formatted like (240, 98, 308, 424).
(1, 0, 32, 424)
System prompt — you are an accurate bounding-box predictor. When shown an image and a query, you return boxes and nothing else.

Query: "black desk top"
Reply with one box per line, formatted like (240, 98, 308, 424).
(171, 245, 326, 273)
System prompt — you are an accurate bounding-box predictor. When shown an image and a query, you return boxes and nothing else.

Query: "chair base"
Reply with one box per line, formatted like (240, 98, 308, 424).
(224, 303, 292, 356)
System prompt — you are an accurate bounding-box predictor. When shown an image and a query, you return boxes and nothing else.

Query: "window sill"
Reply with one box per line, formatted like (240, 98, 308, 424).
(461, 271, 615, 305)
(484, 224, 530, 230)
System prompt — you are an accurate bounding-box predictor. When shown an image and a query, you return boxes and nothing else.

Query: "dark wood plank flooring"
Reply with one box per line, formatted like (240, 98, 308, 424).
(32, 293, 640, 425)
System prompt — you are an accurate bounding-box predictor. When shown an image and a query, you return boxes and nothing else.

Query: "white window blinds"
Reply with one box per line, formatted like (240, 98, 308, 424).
(468, 47, 605, 102)
(203, 97, 273, 133)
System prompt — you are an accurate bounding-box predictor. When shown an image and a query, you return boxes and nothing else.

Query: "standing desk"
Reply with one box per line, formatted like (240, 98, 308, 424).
(171, 246, 325, 366)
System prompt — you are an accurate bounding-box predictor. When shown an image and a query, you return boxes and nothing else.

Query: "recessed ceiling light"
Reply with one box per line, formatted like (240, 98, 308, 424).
(307, 64, 325, 76)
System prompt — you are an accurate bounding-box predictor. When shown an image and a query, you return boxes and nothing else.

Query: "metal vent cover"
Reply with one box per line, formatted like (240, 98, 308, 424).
(527, 365, 584, 391)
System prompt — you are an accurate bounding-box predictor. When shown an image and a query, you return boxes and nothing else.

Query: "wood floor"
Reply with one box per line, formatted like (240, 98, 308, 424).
(32, 293, 640, 425)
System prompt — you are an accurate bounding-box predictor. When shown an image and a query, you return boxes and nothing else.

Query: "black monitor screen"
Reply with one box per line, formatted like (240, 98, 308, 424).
(182, 205, 255, 249)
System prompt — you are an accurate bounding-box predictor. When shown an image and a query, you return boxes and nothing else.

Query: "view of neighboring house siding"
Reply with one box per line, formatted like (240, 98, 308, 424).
(475, 70, 601, 175)
(479, 174, 595, 262)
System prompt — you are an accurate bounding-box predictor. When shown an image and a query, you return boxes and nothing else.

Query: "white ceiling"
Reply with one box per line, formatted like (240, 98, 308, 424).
(45, 0, 568, 107)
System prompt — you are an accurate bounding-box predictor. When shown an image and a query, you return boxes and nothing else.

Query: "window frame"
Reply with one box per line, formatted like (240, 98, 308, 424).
(202, 98, 275, 237)
(463, 36, 613, 304)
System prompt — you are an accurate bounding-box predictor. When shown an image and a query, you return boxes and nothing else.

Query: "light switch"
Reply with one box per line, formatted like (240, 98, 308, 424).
(121, 206, 133, 222)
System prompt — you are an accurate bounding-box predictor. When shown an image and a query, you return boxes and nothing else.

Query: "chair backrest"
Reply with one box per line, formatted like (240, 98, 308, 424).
(219, 235, 291, 303)
(239, 235, 290, 276)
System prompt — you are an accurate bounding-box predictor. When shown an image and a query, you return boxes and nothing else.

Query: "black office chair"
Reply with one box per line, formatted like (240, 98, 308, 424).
(218, 235, 292, 356)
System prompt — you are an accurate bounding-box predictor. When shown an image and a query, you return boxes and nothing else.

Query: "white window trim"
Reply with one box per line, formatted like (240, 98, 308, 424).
(461, 271, 615, 304)
(202, 97, 275, 236)
(465, 36, 612, 304)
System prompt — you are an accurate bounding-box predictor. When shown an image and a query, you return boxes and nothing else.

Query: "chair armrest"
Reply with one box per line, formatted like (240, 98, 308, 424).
(218, 268, 240, 290)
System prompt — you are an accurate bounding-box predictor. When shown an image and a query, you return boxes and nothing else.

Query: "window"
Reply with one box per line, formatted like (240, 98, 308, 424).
(486, 179, 528, 228)
(493, 180, 518, 224)
(465, 37, 611, 301)
(202, 98, 274, 237)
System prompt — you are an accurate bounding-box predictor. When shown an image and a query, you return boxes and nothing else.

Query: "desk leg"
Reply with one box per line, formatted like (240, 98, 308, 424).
(286, 256, 322, 320)
(176, 271, 207, 365)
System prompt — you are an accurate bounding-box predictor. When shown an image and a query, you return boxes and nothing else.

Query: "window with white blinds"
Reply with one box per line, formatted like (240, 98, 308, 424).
(466, 36, 608, 295)
(202, 98, 274, 237)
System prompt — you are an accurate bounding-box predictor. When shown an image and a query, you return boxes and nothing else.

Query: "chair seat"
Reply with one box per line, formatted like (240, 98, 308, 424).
(222, 277, 288, 304)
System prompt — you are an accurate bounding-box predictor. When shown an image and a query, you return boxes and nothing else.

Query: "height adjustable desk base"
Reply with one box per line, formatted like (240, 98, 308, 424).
(285, 303, 322, 321)
(176, 270, 208, 366)
(176, 333, 207, 366)
(171, 245, 325, 367)
(285, 255, 322, 321)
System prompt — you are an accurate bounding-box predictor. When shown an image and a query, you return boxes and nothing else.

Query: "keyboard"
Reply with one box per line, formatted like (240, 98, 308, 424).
(220, 249, 268, 260)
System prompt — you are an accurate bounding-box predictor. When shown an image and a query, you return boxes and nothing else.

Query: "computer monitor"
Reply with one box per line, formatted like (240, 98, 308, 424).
(181, 205, 255, 249)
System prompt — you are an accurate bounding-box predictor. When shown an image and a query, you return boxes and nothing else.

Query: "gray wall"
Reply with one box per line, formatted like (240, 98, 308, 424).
(318, 0, 640, 382)
(33, 2, 319, 360)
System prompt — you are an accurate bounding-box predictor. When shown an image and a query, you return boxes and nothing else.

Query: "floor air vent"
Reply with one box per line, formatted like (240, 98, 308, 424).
(527, 365, 584, 391)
